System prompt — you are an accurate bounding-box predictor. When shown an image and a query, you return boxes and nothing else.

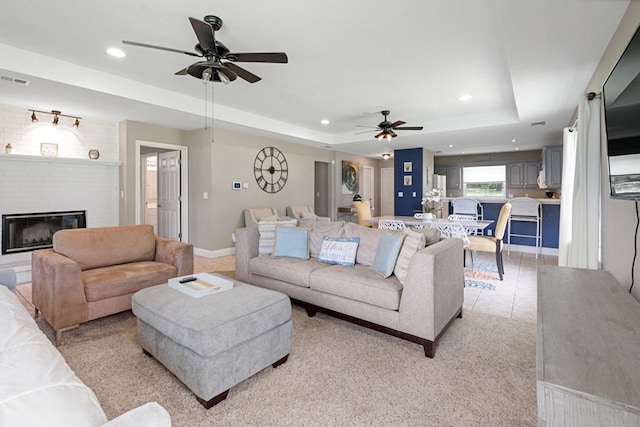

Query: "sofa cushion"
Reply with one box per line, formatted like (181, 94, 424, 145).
(300, 211, 317, 220)
(272, 227, 309, 260)
(418, 227, 442, 246)
(249, 256, 330, 288)
(82, 261, 177, 302)
(318, 237, 360, 267)
(372, 232, 405, 278)
(258, 219, 297, 255)
(0, 286, 109, 426)
(310, 264, 403, 310)
(306, 221, 346, 257)
(53, 224, 156, 271)
(394, 228, 427, 285)
(344, 223, 384, 266)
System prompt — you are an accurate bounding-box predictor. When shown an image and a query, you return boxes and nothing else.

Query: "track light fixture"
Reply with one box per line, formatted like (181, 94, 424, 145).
(28, 109, 81, 128)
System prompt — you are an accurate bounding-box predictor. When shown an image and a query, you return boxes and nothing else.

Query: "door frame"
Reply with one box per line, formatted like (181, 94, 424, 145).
(135, 140, 189, 242)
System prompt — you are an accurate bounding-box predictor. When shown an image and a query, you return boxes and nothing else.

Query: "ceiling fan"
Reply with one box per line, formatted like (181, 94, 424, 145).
(122, 15, 288, 84)
(357, 110, 424, 141)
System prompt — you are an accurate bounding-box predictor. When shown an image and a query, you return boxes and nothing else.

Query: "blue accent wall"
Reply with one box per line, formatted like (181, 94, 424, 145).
(394, 148, 423, 216)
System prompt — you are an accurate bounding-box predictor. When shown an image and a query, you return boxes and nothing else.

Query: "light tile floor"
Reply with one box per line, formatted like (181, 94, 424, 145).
(463, 250, 557, 323)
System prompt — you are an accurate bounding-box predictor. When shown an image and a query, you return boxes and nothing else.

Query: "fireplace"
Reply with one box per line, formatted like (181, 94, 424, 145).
(2, 211, 86, 255)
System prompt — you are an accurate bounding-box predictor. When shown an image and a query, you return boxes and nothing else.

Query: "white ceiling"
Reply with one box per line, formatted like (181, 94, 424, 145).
(0, 0, 630, 158)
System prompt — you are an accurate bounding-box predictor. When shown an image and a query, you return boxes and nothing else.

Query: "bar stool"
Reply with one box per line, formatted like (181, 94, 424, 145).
(507, 197, 542, 258)
(451, 197, 483, 235)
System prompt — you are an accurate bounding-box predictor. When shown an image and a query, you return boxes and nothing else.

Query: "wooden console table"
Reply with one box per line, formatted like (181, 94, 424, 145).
(537, 266, 640, 426)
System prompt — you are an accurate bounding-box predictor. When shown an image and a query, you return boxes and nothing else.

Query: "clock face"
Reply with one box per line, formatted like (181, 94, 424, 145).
(254, 146, 288, 193)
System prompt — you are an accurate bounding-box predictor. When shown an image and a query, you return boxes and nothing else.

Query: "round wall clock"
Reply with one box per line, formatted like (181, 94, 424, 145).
(254, 146, 288, 193)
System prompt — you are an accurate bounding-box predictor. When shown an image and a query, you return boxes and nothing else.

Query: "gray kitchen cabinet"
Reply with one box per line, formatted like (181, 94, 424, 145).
(543, 146, 563, 189)
(507, 161, 540, 189)
(445, 166, 461, 190)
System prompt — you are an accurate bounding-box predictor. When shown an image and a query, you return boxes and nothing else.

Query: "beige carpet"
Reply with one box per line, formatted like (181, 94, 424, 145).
(34, 305, 537, 426)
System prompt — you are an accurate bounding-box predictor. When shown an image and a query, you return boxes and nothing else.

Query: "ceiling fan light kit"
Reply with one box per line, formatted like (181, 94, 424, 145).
(358, 110, 424, 141)
(123, 15, 288, 84)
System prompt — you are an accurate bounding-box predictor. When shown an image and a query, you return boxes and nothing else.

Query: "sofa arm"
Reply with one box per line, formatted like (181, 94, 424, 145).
(31, 249, 88, 330)
(154, 238, 194, 276)
(102, 402, 171, 427)
(235, 227, 260, 282)
(397, 238, 464, 341)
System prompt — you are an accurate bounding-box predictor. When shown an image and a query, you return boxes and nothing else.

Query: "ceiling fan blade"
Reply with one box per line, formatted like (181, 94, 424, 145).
(355, 125, 379, 129)
(226, 52, 288, 63)
(389, 120, 406, 128)
(122, 40, 201, 57)
(225, 62, 261, 83)
(218, 68, 238, 82)
(189, 17, 216, 53)
(394, 126, 424, 131)
(174, 67, 189, 75)
(356, 129, 378, 134)
(388, 130, 398, 138)
(374, 131, 386, 139)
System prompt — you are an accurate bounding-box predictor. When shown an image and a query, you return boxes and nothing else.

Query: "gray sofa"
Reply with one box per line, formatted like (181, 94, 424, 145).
(235, 221, 465, 357)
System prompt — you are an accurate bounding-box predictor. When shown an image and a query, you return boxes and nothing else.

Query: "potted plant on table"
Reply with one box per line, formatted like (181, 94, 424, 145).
(421, 188, 442, 220)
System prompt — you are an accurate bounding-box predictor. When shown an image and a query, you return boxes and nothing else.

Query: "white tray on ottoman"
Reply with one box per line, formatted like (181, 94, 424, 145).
(131, 275, 292, 409)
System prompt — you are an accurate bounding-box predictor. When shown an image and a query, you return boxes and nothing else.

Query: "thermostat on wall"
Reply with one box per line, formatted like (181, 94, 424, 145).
(232, 181, 242, 190)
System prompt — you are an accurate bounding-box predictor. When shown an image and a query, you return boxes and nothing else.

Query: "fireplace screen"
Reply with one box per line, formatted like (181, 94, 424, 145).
(2, 211, 86, 255)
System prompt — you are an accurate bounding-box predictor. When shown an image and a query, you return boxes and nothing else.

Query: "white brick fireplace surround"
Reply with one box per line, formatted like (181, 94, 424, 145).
(0, 104, 119, 276)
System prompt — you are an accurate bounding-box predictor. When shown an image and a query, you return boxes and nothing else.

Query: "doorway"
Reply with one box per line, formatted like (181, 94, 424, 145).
(135, 141, 189, 242)
(380, 167, 394, 216)
(314, 161, 329, 217)
(361, 165, 375, 213)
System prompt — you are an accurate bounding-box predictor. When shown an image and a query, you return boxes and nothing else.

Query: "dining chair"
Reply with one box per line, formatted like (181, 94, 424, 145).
(352, 200, 373, 227)
(447, 214, 477, 236)
(423, 222, 470, 248)
(378, 219, 406, 230)
(467, 202, 512, 280)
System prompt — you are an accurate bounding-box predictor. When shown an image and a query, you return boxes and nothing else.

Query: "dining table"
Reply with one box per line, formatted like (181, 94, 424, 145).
(366, 216, 494, 231)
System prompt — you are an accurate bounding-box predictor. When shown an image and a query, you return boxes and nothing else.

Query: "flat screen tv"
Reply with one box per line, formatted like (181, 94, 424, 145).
(603, 24, 640, 200)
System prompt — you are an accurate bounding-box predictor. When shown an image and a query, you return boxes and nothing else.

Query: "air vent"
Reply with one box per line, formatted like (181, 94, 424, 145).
(531, 121, 546, 127)
(0, 75, 31, 86)
(475, 154, 491, 161)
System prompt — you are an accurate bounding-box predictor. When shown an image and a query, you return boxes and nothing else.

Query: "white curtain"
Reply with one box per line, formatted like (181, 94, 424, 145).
(558, 96, 601, 268)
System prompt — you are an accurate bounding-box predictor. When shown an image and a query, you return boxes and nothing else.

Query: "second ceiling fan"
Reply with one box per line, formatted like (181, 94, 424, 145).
(357, 110, 424, 140)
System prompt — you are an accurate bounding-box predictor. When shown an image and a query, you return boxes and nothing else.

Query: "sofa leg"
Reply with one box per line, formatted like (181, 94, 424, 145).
(54, 325, 79, 346)
(197, 389, 229, 410)
(272, 354, 289, 368)
(422, 340, 435, 358)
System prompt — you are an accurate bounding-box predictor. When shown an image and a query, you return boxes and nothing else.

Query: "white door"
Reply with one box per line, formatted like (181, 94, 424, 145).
(158, 151, 181, 240)
(361, 165, 375, 213)
(141, 153, 158, 234)
(380, 167, 394, 216)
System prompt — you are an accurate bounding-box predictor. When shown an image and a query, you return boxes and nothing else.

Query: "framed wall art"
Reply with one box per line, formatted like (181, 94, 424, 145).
(404, 162, 412, 173)
(341, 160, 360, 195)
(41, 142, 58, 157)
(404, 175, 412, 186)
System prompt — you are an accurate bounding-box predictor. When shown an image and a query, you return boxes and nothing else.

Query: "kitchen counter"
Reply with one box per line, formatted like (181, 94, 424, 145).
(442, 197, 560, 205)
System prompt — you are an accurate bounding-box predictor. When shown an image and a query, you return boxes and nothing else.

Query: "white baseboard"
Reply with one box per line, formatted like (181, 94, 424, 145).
(193, 247, 236, 259)
(506, 244, 558, 257)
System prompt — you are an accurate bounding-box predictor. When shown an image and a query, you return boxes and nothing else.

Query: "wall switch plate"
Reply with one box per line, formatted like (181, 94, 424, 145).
(203, 192, 208, 199)
(487, 229, 493, 236)
(412, 191, 416, 197)
(243, 182, 249, 189)
(232, 181, 241, 190)
(398, 192, 403, 197)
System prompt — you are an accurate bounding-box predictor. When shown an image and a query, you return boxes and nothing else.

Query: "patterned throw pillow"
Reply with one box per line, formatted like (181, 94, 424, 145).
(300, 211, 317, 220)
(272, 227, 309, 259)
(372, 232, 406, 278)
(318, 236, 360, 267)
(258, 219, 297, 255)
(393, 228, 427, 285)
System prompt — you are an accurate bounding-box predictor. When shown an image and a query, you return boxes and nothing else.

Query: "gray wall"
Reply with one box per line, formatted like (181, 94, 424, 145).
(587, 2, 640, 300)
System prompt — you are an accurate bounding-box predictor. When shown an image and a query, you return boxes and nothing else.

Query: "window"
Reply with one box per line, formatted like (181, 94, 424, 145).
(463, 165, 505, 197)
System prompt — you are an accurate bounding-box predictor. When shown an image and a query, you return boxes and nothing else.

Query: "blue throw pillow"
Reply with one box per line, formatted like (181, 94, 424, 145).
(372, 232, 406, 278)
(272, 226, 309, 259)
(318, 237, 360, 267)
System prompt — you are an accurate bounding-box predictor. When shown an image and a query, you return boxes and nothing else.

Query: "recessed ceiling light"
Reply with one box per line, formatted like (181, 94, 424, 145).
(515, 147, 519, 150)
(512, 139, 516, 142)
(449, 144, 453, 148)
(320, 119, 330, 125)
(458, 94, 472, 102)
(107, 48, 126, 58)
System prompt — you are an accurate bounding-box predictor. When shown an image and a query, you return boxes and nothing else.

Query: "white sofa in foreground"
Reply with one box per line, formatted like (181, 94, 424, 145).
(0, 285, 171, 427)
(235, 220, 465, 357)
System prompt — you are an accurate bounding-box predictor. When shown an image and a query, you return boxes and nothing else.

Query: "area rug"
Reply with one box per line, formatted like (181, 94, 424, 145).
(35, 306, 537, 426)
(464, 262, 499, 290)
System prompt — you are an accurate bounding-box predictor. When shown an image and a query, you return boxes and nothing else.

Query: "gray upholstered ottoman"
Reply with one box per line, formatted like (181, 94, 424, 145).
(131, 277, 292, 409)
